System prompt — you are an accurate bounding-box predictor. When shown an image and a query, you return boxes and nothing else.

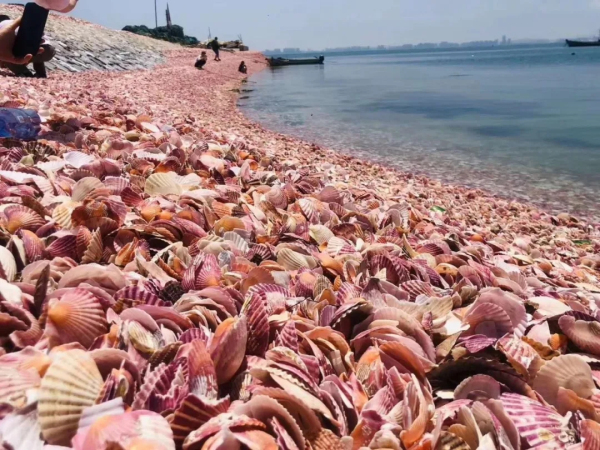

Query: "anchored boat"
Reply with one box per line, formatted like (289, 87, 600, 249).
(566, 39, 600, 47)
(267, 56, 325, 67)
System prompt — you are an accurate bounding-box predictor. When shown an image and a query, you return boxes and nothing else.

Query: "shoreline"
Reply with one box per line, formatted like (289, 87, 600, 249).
(233, 54, 600, 232)
(240, 56, 600, 224)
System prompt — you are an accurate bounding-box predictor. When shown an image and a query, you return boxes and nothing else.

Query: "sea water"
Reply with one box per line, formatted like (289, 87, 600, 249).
(240, 45, 600, 219)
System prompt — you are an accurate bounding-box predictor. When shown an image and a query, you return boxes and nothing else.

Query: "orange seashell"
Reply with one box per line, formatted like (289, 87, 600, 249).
(213, 215, 245, 235)
(209, 316, 248, 385)
(46, 289, 109, 349)
(141, 204, 161, 222)
(154, 210, 171, 221)
(548, 333, 568, 351)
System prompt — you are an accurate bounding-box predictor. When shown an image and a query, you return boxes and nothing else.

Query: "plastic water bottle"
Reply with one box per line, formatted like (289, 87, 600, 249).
(0, 109, 41, 140)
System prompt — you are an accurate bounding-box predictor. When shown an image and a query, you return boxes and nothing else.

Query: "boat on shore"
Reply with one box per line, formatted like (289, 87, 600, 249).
(267, 56, 325, 67)
(566, 39, 600, 47)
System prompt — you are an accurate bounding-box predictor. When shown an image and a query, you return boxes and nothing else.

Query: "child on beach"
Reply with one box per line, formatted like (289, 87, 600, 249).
(238, 61, 247, 74)
(195, 51, 208, 70)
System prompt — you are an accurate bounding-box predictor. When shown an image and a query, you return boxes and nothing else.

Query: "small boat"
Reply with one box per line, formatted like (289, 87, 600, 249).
(267, 56, 325, 67)
(566, 39, 600, 47)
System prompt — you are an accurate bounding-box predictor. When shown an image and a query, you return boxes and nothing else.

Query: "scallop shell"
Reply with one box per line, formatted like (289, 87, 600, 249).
(81, 228, 103, 264)
(46, 234, 78, 260)
(38, 350, 103, 446)
(0, 408, 44, 450)
(463, 302, 513, 339)
(18, 230, 45, 264)
(2, 205, 45, 233)
(277, 248, 317, 271)
(72, 410, 175, 450)
(309, 225, 334, 246)
(558, 315, 600, 357)
(223, 231, 250, 254)
(454, 374, 501, 401)
(0, 245, 18, 282)
(497, 335, 543, 380)
(127, 321, 161, 355)
(532, 354, 595, 407)
(500, 393, 576, 448)
(209, 316, 248, 385)
(316, 186, 342, 204)
(145, 172, 183, 196)
(52, 201, 81, 229)
(477, 288, 527, 337)
(171, 395, 230, 448)
(242, 292, 269, 357)
(265, 186, 288, 210)
(436, 431, 470, 450)
(0, 367, 41, 409)
(581, 420, 600, 450)
(64, 151, 95, 169)
(214, 216, 246, 235)
(45, 288, 108, 349)
(70, 177, 104, 202)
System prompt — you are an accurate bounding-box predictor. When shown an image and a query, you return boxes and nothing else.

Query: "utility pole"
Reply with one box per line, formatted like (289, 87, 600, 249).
(154, 0, 158, 28)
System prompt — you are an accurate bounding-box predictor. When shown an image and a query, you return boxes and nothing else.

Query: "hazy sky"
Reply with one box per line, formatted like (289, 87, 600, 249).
(68, 0, 600, 50)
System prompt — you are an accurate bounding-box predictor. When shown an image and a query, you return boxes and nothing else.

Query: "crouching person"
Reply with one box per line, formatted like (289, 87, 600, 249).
(0, 14, 56, 78)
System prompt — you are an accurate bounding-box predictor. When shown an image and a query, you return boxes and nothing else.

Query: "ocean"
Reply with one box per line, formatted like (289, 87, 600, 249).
(239, 45, 600, 219)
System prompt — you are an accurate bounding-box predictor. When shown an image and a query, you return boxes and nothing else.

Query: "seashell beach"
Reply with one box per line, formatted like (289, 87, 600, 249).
(1, 5, 600, 450)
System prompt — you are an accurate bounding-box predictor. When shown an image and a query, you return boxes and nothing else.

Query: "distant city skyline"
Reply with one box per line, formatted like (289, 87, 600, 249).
(66, 0, 600, 51)
(264, 36, 564, 54)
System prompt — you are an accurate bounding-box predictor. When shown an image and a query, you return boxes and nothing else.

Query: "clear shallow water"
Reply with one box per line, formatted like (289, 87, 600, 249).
(239, 46, 600, 219)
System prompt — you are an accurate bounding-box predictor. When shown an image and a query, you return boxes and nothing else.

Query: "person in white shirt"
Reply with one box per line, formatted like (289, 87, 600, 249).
(0, 0, 78, 77)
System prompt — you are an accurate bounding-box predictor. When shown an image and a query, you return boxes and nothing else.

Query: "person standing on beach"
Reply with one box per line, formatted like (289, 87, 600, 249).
(210, 37, 221, 61)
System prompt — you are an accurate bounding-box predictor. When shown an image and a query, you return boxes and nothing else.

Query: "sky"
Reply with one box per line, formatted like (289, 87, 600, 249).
(67, 0, 600, 50)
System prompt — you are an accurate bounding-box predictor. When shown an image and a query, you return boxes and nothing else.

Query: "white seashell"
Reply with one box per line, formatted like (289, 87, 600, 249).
(0, 170, 46, 184)
(132, 149, 166, 161)
(145, 173, 182, 196)
(223, 231, 250, 254)
(38, 350, 103, 446)
(0, 278, 22, 305)
(0, 246, 17, 282)
(63, 151, 95, 169)
(36, 160, 66, 174)
(77, 398, 125, 430)
(0, 408, 44, 450)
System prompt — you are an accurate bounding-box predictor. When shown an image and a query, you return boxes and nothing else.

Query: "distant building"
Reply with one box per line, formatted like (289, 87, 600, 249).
(283, 48, 301, 53)
(166, 4, 172, 28)
(502, 35, 507, 45)
(439, 41, 460, 48)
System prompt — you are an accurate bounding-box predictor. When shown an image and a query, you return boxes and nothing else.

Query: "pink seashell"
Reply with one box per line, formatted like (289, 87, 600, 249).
(72, 409, 174, 450)
(209, 316, 248, 385)
(45, 288, 108, 349)
(558, 315, 600, 357)
(463, 303, 513, 339)
(242, 291, 269, 357)
(46, 234, 78, 260)
(500, 393, 577, 448)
